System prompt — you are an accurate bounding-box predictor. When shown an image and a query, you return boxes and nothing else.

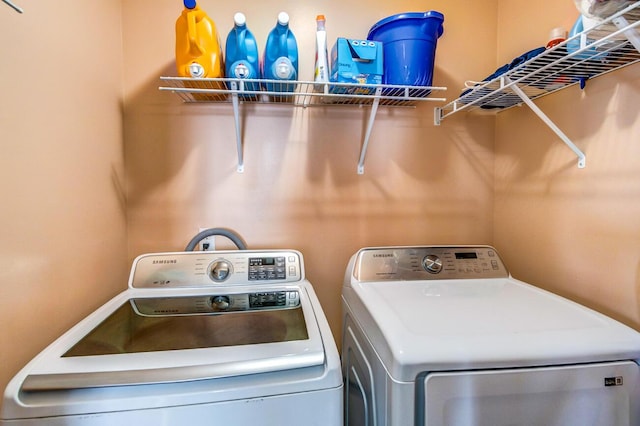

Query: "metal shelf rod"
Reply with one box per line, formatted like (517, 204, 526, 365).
(614, 15, 640, 52)
(506, 77, 586, 168)
(2, 0, 23, 13)
(358, 86, 383, 174)
(229, 81, 244, 173)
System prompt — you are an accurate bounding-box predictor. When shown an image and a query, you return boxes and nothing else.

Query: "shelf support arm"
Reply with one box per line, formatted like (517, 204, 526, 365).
(2, 0, 23, 13)
(357, 86, 383, 174)
(612, 15, 640, 53)
(505, 77, 586, 168)
(230, 81, 244, 173)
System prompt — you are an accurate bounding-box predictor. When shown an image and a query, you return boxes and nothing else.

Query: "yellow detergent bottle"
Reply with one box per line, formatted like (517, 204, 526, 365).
(175, 0, 225, 100)
(175, 0, 224, 78)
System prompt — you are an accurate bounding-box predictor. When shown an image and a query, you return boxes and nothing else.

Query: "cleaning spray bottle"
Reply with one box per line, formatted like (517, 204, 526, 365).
(314, 15, 329, 84)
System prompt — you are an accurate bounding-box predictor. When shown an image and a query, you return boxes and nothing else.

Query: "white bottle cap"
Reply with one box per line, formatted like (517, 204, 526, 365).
(234, 12, 246, 27)
(278, 12, 289, 26)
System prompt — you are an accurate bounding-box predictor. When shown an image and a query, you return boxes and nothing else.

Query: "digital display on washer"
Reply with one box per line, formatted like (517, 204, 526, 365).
(250, 292, 288, 308)
(62, 297, 308, 357)
(455, 252, 478, 259)
(252, 257, 275, 266)
(249, 257, 278, 266)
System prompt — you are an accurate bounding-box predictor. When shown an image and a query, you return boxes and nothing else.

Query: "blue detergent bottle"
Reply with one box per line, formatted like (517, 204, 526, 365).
(225, 12, 260, 97)
(261, 12, 298, 97)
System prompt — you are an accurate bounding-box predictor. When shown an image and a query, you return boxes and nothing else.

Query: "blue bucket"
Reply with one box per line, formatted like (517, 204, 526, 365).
(367, 11, 444, 87)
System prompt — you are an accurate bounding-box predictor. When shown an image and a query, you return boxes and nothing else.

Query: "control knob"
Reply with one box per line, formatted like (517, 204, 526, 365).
(211, 296, 230, 310)
(422, 254, 443, 274)
(209, 259, 232, 282)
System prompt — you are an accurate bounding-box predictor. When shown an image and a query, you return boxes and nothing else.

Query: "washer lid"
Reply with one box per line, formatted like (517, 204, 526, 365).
(19, 285, 325, 391)
(344, 248, 640, 382)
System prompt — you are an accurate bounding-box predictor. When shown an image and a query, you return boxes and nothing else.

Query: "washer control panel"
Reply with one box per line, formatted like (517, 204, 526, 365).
(131, 250, 303, 289)
(353, 246, 509, 282)
(248, 256, 287, 281)
(132, 290, 301, 316)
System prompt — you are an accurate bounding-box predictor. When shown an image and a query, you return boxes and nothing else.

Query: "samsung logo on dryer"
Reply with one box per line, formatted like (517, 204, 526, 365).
(152, 259, 177, 264)
(373, 254, 394, 258)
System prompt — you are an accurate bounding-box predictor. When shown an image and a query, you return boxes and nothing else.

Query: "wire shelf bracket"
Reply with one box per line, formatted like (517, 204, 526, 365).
(2, 0, 23, 13)
(358, 86, 382, 174)
(507, 76, 586, 168)
(434, 0, 640, 169)
(229, 80, 244, 173)
(160, 78, 446, 174)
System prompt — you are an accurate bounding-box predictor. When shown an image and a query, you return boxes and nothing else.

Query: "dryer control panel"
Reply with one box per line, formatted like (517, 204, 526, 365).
(130, 250, 304, 289)
(353, 246, 509, 282)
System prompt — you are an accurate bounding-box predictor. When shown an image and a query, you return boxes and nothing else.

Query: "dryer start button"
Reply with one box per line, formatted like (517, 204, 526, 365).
(422, 255, 443, 274)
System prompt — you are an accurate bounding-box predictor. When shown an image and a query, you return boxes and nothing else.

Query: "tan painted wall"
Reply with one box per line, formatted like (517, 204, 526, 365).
(0, 2, 127, 397)
(123, 0, 498, 344)
(494, 1, 640, 328)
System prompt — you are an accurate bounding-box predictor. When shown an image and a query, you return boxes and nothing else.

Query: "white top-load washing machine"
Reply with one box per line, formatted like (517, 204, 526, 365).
(2, 250, 342, 426)
(342, 245, 640, 426)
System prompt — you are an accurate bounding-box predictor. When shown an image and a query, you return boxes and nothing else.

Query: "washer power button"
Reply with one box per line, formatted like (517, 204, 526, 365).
(209, 259, 232, 282)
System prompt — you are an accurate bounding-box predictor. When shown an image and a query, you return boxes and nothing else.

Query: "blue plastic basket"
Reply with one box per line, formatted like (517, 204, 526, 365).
(367, 11, 444, 87)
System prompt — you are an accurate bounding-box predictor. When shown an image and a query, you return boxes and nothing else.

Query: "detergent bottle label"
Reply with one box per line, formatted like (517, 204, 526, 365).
(230, 60, 256, 79)
(273, 57, 294, 79)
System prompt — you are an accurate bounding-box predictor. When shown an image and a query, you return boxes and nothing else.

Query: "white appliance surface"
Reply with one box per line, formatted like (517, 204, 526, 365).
(351, 276, 640, 380)
(2, 250, 342, 426)
(342, 245, 640, 426)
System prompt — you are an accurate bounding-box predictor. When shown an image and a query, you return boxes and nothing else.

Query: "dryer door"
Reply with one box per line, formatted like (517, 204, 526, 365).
(418, 361, 640, 426)
(343, 315, 378, 426)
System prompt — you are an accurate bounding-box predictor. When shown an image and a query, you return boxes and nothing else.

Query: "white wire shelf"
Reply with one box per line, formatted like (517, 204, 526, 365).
(437, 2, 639, 116)
(435, 1, 640, 169)
(159, 77, 446, 107)
(159, 77, 446, 174)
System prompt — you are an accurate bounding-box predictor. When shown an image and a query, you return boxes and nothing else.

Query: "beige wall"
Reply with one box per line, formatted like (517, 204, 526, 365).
(123, 0, 498, 344)
(0, 1, 127, 396)
(494, 1, 640, 328)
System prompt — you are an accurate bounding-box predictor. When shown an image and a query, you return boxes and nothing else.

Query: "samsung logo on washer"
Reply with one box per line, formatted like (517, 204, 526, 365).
(373, 253, 394, 258)
(152, 259, 177, 264)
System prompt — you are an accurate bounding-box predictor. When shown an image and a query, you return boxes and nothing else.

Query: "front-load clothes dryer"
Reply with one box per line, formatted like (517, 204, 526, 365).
(341, 245, 640, 426)
(2, 250, 342, 426)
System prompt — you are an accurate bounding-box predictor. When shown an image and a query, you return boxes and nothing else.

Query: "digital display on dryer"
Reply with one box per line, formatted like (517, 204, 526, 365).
(455, 252, 478, 259)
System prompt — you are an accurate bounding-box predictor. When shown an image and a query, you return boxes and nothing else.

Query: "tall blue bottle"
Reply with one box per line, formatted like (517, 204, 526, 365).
(261, 12, 298, 97)
(225, 12, 260, 98)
